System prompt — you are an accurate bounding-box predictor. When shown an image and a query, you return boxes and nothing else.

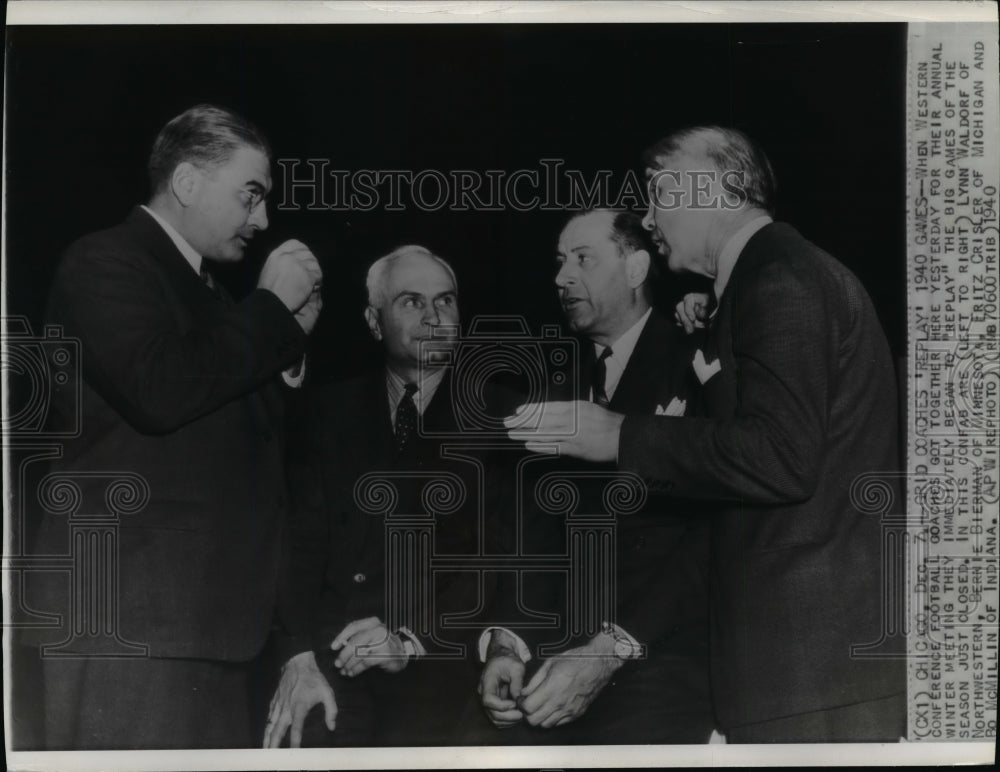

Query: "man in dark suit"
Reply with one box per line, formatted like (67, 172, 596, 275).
(508, 128, 905, 742)
(475, 209, 714, 744)
(265, 245, 494, 747)
(24, 104, 323, 749)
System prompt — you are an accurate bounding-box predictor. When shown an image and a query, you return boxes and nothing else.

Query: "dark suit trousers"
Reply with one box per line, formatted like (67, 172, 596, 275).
(724, 692, 906, 743)
(458, 649, 715, 745)
(40, 655, 252, 749)
(299, 649, 478, 747)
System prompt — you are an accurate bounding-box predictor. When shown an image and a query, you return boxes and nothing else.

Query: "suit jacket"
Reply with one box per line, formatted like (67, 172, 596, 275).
(618, 223, 905, 730)
(278, 369, 500, 662)
(503, 310, 712, 667)
(29, 206, 306, 661)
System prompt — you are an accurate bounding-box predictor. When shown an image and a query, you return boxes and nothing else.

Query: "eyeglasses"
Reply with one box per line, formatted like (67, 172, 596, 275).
(238, 187, 266, 213)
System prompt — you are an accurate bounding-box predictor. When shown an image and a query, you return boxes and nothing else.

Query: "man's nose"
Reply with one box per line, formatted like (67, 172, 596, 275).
(641, 207, 655, 232)
(249, 201, 269, 231)
(555, 262, 575, 289)
(422, 304, 441, 325)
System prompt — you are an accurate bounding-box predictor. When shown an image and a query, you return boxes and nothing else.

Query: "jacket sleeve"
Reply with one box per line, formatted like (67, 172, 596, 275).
(618, 259, 831, 504)
(274, 390, 332, 662)
(49, 237, 306, 435)
(480, 453, 573, 659)
(614, 511, 711, 648)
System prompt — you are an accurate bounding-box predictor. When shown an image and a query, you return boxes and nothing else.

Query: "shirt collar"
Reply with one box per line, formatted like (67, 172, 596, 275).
(594, 307, 652, 371)
(141, 205, 203, 275)
(714, 215, 772, 302)
(385, 365, 447, 420)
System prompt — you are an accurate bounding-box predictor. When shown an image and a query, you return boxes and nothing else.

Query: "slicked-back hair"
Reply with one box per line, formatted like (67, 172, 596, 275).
(567, 208, 663, 291)
(366, 245, 458, 309)
(147, 104, 272, 194)
(642, 126, 777, 215)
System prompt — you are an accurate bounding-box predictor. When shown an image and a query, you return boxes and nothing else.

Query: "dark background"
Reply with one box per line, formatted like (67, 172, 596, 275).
(5, 23, 907, 377)
(4, 22, 908, 752)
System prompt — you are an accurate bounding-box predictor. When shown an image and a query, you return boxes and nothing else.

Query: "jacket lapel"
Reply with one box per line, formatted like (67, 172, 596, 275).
(329, 373, 394, 567)
(359, 371, 396, 470)
(608, 310, 677, 413)
(700, 225, 778, 417)
(129, 207, 289, 431)
(420, 370, 459, 435)
(576, 342, 595, 401)
(126, 207, 213, 303)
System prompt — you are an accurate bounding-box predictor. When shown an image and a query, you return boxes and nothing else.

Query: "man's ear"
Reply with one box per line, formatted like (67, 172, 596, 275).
(364, 306, 383, 341)
(170, 161, 200, 207)
(625, 249, 651, 290)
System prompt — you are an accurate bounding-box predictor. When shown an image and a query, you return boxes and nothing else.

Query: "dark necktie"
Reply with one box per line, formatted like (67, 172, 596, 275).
(395, 383, 419, 452)
(200, 264, 220, 297)
(591, 347, 613, 408)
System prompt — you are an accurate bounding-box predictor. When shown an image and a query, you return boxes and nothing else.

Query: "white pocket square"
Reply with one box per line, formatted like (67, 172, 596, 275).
(655, 397, 687, 416)
(693, 349, 721, 384)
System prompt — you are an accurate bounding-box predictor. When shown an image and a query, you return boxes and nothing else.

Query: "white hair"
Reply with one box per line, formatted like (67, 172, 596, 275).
(365, 244, 458, 307)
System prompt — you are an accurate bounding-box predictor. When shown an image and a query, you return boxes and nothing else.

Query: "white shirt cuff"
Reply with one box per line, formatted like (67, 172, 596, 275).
(477, 626, 532, 664)
(282, 355, 307, 388)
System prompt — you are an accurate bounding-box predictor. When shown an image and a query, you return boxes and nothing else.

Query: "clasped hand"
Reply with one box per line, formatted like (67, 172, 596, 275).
(480, 635, 622, 730)
(257, 239, 323, 331)
(330, 616, 409, 677)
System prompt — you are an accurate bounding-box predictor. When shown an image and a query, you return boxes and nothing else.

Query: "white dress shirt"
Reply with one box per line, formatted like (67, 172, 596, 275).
(385, 366, 447, 427)
(591, 307, 652, 403)
(141, 205, 305, 387)
(713, 215, 773, 302)
(478, 308, 654, 664)
(141, 205, 203, 274)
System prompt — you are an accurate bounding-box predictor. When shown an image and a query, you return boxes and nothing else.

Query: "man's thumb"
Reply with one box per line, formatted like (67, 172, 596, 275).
(323, 690, 338, 731)
(521, 660, 549, 696)
(509, 665, 524, 699)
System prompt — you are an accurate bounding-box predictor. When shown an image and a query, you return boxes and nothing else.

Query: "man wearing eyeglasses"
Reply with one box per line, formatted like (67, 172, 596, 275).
(506, 127, 906, 742)
(25, 104, 323, 749)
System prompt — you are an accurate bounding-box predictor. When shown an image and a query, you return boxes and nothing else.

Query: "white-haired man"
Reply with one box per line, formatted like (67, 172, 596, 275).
(508, 127, 905, 742)
(265, 245, 490, 747)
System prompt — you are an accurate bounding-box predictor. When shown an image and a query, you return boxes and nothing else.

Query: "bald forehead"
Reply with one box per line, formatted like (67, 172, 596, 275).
(384, 253, 455, 293)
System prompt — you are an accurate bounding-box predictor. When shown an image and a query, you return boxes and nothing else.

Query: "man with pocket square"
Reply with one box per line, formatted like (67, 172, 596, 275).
(474, 208, 714, 744)
(507, 127, 905, 742)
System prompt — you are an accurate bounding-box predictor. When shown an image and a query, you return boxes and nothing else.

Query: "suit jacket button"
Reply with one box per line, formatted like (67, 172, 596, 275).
(353, 573, 366, 584)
